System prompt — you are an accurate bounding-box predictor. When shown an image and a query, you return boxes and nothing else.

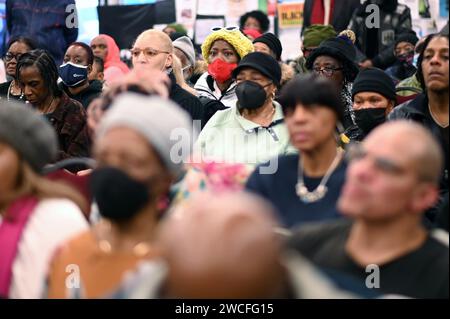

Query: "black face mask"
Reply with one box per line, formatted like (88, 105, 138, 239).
(235, 81, 272, 110)
(354, 108, 387, 134)
(90, 167, 151, 222)
(397, 51, 415, 66)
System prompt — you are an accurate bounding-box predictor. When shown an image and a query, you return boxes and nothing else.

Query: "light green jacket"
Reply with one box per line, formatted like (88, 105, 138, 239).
(195, 101, 297, 166)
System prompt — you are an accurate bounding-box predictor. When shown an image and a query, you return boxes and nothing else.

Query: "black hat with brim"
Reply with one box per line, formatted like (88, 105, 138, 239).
(232, 52, 282, 86)
(305, 37, 359, 82)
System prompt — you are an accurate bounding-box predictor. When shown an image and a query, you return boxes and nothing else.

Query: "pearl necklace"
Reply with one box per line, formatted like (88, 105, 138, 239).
(98, 239, 152, 257)
(296, 150, 343, 203)
(7, 81, 24, 101)
(96, 220, 153, 257)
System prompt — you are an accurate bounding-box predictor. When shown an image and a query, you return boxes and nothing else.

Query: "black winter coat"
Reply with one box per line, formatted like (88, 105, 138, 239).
(348, 0, 412, 69)
(302, 0, 361, 35)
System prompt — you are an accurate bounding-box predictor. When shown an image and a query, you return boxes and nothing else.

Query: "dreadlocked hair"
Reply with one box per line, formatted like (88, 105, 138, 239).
(16, 49, 62, 98)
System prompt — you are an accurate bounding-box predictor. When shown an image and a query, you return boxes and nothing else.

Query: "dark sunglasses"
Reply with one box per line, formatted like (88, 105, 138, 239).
(211, 26, 240, 32)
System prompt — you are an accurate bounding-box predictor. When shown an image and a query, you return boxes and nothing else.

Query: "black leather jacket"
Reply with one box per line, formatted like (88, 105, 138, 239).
(348, 0, 412, 69)
(389, 93, 449, 221)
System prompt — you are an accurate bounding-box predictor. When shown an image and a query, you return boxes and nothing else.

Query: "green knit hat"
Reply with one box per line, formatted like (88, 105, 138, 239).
(166, 24, 187, 36)
(302, 24, 337, 48)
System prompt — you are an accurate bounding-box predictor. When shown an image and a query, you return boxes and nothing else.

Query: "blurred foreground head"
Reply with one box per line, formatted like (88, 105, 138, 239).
(158, 191, 285, 298)
(339, 121, 443, 221)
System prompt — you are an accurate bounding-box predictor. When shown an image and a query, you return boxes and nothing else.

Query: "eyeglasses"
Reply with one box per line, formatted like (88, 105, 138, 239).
(312, 66, 343, 77)
(345, 143, 406, 176)
(130, 47, 170, 60)
(4, 52, 23, 62)
(211, 26, 240, 32)
(302, 47, 317, 55)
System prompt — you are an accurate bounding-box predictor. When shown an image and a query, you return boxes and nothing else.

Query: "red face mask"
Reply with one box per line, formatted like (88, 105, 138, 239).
(208, 59, 238, 84)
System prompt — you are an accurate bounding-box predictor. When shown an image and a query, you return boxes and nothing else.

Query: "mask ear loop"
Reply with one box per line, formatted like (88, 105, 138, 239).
(263, 82, 276, 102)
(336, 121, 345, 134)
(270, 81, 278, 101)
(161, 55, 169, 72)
(335, 120, 347, 148)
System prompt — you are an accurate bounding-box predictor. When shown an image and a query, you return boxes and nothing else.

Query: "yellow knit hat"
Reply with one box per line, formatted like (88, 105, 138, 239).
(201, 28, 254, 63)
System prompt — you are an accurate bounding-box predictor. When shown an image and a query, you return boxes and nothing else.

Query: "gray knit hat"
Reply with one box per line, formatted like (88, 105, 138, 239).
(0, 101, 58, 172)
(96, 93, 195, 178)
(173, 36, 196, 66)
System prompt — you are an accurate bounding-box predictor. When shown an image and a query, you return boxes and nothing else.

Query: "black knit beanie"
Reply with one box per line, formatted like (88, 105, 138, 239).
(395, 31, 419, 48)
(352, 67, 396, 101)
(253, 33, 283, 61)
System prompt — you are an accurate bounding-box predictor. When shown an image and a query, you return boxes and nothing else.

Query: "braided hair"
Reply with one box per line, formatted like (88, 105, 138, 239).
(336, 30, 358, 83)
(336, 30, 358, 127)
(16, 49, 62, 98)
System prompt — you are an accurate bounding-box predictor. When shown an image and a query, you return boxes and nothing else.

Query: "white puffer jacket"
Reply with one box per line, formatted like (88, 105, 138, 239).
(194, 73, 237, 108)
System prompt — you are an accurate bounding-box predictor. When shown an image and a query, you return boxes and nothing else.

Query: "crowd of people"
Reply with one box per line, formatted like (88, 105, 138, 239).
(0, 0, 448, 299)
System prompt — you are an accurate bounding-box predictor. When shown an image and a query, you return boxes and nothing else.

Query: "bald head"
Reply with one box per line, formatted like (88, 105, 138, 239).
(367, 121, 443, 184)
(132, 29, 174, 70)
(158, 192, 285, 298)
(338, 120, 443, 221)
(135, 29, 174, 53)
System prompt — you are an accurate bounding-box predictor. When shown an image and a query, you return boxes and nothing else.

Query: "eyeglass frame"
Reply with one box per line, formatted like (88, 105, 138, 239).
(4, 52, 23, 62)
(302, 47, 318, 55)
(130, 47, 171, 60)
(345, 143, 409, 177)
(312, 66, 344, 77)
